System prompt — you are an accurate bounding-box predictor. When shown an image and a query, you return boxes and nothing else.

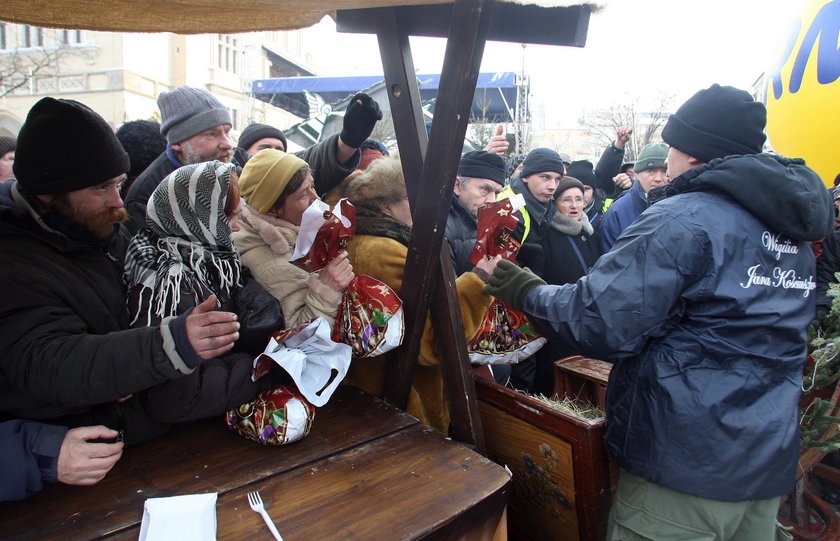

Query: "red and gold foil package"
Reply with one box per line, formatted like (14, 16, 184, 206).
(289, 198, 404, 358)
(469, 195, 524, 266)
(290, 199, 355, 272)
(468, 193, 545, 364)
(225, 385, 315, 446)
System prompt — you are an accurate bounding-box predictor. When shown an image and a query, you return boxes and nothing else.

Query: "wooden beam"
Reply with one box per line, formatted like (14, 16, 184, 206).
(349, 0, 494, 449)
(373, 7, 428, 204)
(338, 3, 591, 48)
(430, 243, 486, 453)
(377, 0, 493, 448)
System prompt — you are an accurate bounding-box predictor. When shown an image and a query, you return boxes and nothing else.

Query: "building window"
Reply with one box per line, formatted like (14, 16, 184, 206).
(0, 24, 6, 50)
(21, 25, 43, 48)
(63, 29, 84, 45)
(216, 35, 240, 74)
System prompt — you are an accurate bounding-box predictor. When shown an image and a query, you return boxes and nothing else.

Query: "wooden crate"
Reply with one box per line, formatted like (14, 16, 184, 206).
(474, 374, 616, 541)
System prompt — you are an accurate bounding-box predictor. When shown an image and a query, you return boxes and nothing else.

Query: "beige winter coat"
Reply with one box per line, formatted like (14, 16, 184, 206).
(234, 201, 343, 328)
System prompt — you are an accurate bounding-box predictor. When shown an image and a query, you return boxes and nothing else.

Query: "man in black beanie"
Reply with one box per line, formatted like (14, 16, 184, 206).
(446, 150, 507, 276)
(498, 147, 565, 279)
(230, 122, 288, 167)
(0, 98, 243, 496)
(124, 87, 383, 233)
(485, 84, 832, 540)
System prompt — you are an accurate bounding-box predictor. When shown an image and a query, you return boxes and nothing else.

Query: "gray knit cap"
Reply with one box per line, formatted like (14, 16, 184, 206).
(158, 86, 232, 144)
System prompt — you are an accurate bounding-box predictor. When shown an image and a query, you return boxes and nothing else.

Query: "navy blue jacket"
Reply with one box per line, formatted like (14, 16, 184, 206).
(0, 420, 66, 501)
(598, 180, 647, 253)
(520, 154, 832, 502)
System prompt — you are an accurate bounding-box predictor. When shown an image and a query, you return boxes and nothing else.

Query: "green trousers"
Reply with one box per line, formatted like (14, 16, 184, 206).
(607, 470, 792, 541)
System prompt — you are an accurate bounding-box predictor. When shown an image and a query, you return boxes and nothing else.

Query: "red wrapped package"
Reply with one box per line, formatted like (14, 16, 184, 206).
(467, 193, 545, 364)
(290, 198, 355, 272)
(225, 385, 315, 446)
(332, 274, 404, 358)
(287, 198, 404, 358)
(469, 196, 523, 266)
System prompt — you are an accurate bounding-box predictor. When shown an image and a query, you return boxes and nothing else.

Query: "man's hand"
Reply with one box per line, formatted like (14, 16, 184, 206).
(186, 296, 239, 360)
(483, 259, 546, 311)
(484, 125, 509, 156)
(614, 126, 633, 149)
(57, 426, 123, 486)
(318, 251, 355, 291)
(340, 93, 383, 148)
(613, 172, 633, 190)
(474, 254, 503, 280)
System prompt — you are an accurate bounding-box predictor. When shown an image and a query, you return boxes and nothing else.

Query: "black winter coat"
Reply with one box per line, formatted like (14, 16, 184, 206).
(521, 154, 832, 501)
(542, 213, 601, 286)
(0, 182, 189, 445)
(445, 196, 478, 276)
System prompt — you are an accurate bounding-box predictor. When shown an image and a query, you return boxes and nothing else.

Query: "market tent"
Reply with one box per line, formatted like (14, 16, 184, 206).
(0, 0, 590, 35)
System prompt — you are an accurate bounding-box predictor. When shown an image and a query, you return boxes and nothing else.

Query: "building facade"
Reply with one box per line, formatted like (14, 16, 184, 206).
(0, 23, 316, 138)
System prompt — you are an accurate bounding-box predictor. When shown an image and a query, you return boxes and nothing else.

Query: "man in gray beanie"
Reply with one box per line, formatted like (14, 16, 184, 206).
(485, 84, 832, 540)
(124, 87, 382, 232)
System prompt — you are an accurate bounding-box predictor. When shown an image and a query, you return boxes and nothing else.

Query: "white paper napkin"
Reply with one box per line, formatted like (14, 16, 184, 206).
(138, 493, 217, 541)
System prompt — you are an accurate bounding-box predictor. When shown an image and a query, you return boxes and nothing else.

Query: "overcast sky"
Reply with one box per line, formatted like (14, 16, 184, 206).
(301, 0, 807, 124)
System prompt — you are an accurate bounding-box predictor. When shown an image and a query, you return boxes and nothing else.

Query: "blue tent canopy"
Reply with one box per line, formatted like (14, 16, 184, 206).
(252, 72, 519, 122)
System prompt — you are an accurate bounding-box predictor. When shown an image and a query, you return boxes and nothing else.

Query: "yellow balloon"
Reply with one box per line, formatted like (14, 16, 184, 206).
(765, 0, 840, 187)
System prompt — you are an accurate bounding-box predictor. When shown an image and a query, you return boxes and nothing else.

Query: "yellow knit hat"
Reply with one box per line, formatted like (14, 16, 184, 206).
(239, 149, 308, 214)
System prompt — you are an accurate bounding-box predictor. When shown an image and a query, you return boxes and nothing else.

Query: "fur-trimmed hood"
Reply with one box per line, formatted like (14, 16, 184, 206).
(343, 153, 407, 208)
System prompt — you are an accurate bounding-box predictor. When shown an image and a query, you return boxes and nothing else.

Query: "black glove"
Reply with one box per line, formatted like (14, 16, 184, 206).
(340, 93, 383, 148)
(483, 259, 546, 311)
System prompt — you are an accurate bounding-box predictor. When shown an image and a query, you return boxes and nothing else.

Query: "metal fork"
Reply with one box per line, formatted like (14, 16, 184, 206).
(247, 490, 284, 541)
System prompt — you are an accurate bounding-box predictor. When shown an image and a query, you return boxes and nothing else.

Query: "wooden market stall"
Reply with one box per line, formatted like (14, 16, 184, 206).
(0, 1, 598, 539)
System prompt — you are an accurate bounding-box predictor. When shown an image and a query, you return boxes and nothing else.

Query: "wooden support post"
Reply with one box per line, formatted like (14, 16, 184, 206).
(430, 242, 486, 453)
(374, 7, 428, 201)
(371, 0, 495, 448)
(386, 0, 494, 405)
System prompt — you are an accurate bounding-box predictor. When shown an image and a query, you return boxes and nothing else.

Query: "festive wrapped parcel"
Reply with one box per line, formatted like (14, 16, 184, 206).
(290, 198, 404, 358)
(252, 318, 352, 407)
(332, 273, 404, 358)
(290, 198, 355, 272)
(225, 385, 314, 446)
(468, 195, 546, 365)
(470, 193, 525, 266)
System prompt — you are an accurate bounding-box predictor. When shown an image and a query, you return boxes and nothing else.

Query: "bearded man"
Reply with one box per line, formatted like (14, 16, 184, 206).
(0, 97, 239, 453)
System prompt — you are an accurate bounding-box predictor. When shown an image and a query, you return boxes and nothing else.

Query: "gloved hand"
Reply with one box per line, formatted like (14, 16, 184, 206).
(483, 259, 546, 311)
(340, 93, 383, 148)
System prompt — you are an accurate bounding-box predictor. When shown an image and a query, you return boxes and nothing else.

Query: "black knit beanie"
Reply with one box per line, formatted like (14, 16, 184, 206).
(458, 150, 506, 184)
(564, 160, 597, 187)
(661, 84, 766, 163)
(0, 136, 15, 157)
(14, 97, 129, 195)
(116, 120, 166, 178)
(238, 123, 287, 152)
(521, 148, 565, 178)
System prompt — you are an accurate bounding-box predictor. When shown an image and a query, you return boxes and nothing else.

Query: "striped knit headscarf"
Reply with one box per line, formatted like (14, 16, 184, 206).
(125, 161, 242, 326)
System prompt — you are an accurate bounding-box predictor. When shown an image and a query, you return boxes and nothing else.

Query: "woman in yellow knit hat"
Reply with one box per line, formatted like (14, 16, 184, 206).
(235, 149, 354, 327)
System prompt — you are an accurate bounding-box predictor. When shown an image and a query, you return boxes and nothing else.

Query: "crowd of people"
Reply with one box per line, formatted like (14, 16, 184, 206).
(0, 81, 834, 540)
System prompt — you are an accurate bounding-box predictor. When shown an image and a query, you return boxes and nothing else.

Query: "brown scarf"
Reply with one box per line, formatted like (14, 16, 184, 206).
(354, 205, 412, 246)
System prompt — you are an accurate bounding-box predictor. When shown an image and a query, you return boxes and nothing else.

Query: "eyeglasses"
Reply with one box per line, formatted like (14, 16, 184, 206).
(559, 196, 584, 206)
